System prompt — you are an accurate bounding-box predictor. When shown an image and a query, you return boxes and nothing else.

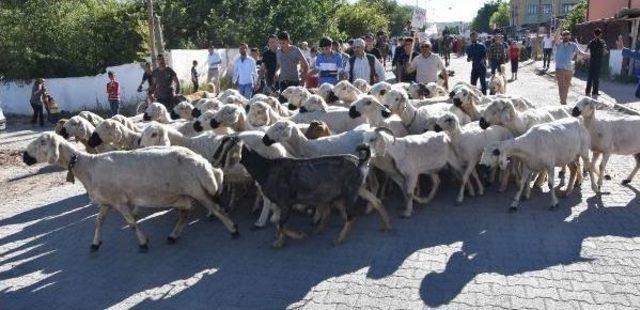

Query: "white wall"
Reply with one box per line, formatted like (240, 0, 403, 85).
(0, 49, 240, 115)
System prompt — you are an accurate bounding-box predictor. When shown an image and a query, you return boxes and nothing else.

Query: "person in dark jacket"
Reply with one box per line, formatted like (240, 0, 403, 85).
(585, 28, 608, 97)
(466, 31, 488, 95)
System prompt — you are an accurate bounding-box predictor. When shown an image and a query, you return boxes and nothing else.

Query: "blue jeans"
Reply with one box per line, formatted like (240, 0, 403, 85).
(238, 84, 253, 99)
(109, 100, 120, 116)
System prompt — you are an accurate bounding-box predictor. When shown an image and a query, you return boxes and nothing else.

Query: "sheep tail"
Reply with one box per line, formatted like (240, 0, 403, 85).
(199, 163, 224, 197)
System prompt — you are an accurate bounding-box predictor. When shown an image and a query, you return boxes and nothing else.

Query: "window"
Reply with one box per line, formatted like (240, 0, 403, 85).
(543, 4, 552, 15)
(528, 4, 537, 15)
(562, 3, 575, 14)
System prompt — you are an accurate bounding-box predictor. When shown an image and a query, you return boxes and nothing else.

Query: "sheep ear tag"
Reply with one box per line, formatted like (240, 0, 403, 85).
(66, 154, 78, 183)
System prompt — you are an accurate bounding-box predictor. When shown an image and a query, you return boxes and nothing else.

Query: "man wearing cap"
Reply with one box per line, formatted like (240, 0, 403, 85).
(554, 30, 589, 105)
(364, 33, 382, 61)
(275, 31, 309, 92)
(407, 41, 448, 87)
(342, 38, 386, 84)
(314, 37, 343, 85)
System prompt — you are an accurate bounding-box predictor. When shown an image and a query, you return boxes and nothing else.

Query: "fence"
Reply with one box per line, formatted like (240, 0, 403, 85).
(0, 49, 240, 116)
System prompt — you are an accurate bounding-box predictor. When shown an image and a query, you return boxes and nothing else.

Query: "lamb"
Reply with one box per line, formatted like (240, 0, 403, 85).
(353, 79, 371, 93)
(571, 96, 640, 191)
(281, 86, 311, 110)
(289, 105, 366, 134)
(434, 112, 514, 203)
(22, 132, 239, 251)
(78, 111, 105, 128)
(479, 118, 597, 211)
(362, 128, 463, 217)
(263, 120, 371, 158)
(369, 81, 394, 102)
(217, 88, 242, 102)
(316, 83, 341, 105)
(59, 116, 116, 153)
(382, 88, 471, 134)
(479, 98, 558, 135)
(298, 94, 345, 113)
(219, 94, 249, 108)
(190, 98, 224, 118)
(348, 95, 409, 137)
(201, 104, 256, 132)
(220, 138, 390, 247)
(248, 94, 290, 117)
(89, 119, 142, 150)
(451, 87, 533, 121)
(407, 82, 447, 99)
(246, 101, 283, 127)
(110, 114, 142, 132)
(143, 102, 175, 123)
(333, 80, 363, 104)
(489, 64, 508, 95)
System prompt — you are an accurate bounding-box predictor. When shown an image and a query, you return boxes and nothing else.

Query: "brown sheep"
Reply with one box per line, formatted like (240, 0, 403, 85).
(304, 121, 331, 139)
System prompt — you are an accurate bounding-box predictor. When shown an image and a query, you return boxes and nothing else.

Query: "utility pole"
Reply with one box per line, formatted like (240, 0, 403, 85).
(147, 0, 157, 69)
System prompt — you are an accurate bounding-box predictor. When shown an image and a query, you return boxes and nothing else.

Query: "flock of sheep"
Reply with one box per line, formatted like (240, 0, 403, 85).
(21, 76, 640, 251)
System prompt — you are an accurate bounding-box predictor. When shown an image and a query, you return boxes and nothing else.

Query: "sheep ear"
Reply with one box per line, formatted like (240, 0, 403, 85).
(47, 135, 61, 164)
(160, 130, 171, 145)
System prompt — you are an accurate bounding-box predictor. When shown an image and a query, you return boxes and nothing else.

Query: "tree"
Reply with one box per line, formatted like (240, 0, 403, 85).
(470, 0, 502, 33)
(358, 0, 413, 36)
(335, 3, 389, 39)
(490, 2, 510, 29)
(562, 0, 586, 34)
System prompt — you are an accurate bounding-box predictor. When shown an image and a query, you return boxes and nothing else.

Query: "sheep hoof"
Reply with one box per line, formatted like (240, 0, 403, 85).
(400, 210, 412, 218)
(622, 179, 631, 185)
(139, 243, 149, 253)
(207, 214, 216, 222)
(455, 200, 463, 206)
(231, 224, 240, 238)
(166, 236, 178, 244)
(549, 204, 559, 211)
(251, 224, 266, 231)
(332, 239, 343, 247)
(272, 239, 285, 248)
(89, 241, 102, 252)
(605, 174, 612, 180)
(508, 206, 518, 213)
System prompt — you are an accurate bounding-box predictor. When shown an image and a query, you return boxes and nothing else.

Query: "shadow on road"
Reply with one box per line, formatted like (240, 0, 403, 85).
(1, 182, 640, 308)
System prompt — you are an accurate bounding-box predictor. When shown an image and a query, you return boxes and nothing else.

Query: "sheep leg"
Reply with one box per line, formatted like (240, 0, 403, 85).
(622, 154, 640, 185)
(510, 167, 532, 212)
(132, 206, 142, 220)
(90, 204, 109, 252)
(116, 205, 149, 252)
(558, 166, 567, 188)
(498, 165, 510, 192)
(413, 174, 441, 205)
(581, 153, 598, 193)
(253, 185, 264, 212)
(167, 209, 189, 243)
(334, 201, 355, 246)
(471, 167, 484, 196)
(254, 200, 271, 229)
(559, 161, 579, 197)
(199, 196, 240, 238)
(358, 187, 392, 231)
(401, 174, 418, 218)
(532, 171, 547, 192)
(547, 166, 559, 209)
(314, 207, 332, 234)
(457, 165, 475, 204)
(596, 153, 611, 193)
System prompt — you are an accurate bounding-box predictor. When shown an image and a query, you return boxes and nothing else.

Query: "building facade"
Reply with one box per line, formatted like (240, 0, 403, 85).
(510, 0, 578, 28)
(586, 0, 640, 21)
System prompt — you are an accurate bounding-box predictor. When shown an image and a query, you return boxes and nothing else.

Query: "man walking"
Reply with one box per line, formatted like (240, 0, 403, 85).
(191, 60, 199, 92)
(488, 34, 507, 75)
(207, 46, 222, 92)
(261, 34, 279, 93)
(233, 43, 258, 99)
(106, 71, 121, 116)
(554, 30, 589, 105)
(342, 38, 386, 84)
(364, 33, 382, 61)
(407, 41, 448, 86)
(276, 31, 309, 92)
(585, 28, 608, 97)
(542, 32, 554, 69)
(466, 31, 488, 95)
(314, 37, 343, 85)
(152, 54, 181, 110)
(392, 37, 418, 82)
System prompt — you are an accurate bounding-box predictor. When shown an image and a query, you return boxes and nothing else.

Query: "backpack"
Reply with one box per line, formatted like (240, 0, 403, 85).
(349, 53, 377, 84)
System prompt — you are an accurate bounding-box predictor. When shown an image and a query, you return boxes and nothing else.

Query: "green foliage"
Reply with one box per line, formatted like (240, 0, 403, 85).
(490, 2, 510, 29)
(358, 0, 413, 36)
(471, 0, 502, 33)
(0, 0, 145, 79)
(561, 0, 586, 34)
(335, 3, 389, 39)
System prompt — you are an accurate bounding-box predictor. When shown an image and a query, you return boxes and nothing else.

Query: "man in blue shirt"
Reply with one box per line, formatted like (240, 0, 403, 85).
(555, 30, 589, 105)
(313, 37, 342, 85)
(466, 31, 488, 95)
(618, 35, 640, 98)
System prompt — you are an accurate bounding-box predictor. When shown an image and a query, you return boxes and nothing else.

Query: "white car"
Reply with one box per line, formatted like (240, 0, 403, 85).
(0, 106, 5, 131)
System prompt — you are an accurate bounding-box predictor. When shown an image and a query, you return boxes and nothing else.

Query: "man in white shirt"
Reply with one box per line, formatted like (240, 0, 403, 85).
(207, 46, 222, 92)
(342, 38, 386, 84)
(407, 41, 448, 86)
(542, 32, 554, 69)
(233, 44, 258, 99)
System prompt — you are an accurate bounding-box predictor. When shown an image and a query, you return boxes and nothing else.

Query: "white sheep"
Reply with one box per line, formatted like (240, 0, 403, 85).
(60, 116, 116, 153)
(489, 64, 508, 95)
(316, 83, 341, 105)
(353, 79, 371, 93)
(349, 95, 409, 137)
(407, 82, 447, 99)
(479, 118, 597, 211)
(78, 111, 105, 128)
(571, 96, 640, 191)
(91, 119, 142, 150)
(298, 94, 345, 113)
(434, 112, 514, 203)
(451, 87, 533, 121)
(217, 88, 242, 101)
(248, 94, 290, 117)
(110, 114, 142, 132)
(281, 86, 311, 110)
(23, 132, 239, 251)
(143, 102, 173, 123)
(362, 128, 463, 217)
(289, 104, 366, 134)
(246, 101, 283, 127)
(333, 80, 362, 104)
(479, 98, 557, 135)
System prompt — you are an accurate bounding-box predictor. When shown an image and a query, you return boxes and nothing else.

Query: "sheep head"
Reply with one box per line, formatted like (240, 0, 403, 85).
(143, 102, 170, 123)
(480, 141, 509, 170)
(286, 87, 311, 110)
(480, 99, 515, 130)
(317, 83, 338, 104)
(174, 101, 195, 120)
(572, 96, 600, 118)
(369, 81, 392, 102)
(361, 127, 394, 157)
(247, 101, 278, 127)
(263, 120, 294, 146)
(211, 105, 244, 129)
(434, 112, 460, 133)
(381, 88, 409, 116)
(194, 110, 216, 132)
(24, 132, 63, 165)
(140, 122, 171, 147)
(333, 80, 361, 102)
(353, 79, 371, 93)
(62, 116, 95, 141)
(91, 119, 125, 148)
(304, 121, 331, 139)
(300, 95, 328, 113)
(349, 95, 391, 120)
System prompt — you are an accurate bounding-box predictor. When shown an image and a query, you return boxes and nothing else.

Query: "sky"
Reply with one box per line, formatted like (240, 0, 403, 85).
(392, 0, 490, 23)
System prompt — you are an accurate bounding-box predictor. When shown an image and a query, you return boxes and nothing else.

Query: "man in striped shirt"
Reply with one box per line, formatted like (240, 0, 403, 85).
(106, 71, 120, 116)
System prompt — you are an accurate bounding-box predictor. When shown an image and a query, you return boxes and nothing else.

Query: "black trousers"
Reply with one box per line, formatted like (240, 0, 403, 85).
(31, 103, 44, 126)
(192, 79, 199, 92)
(543, 48, 553, 67)
(278, 80, 299, 92)
(470, 67, 488, 95)
(586, 61, 602, 96)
